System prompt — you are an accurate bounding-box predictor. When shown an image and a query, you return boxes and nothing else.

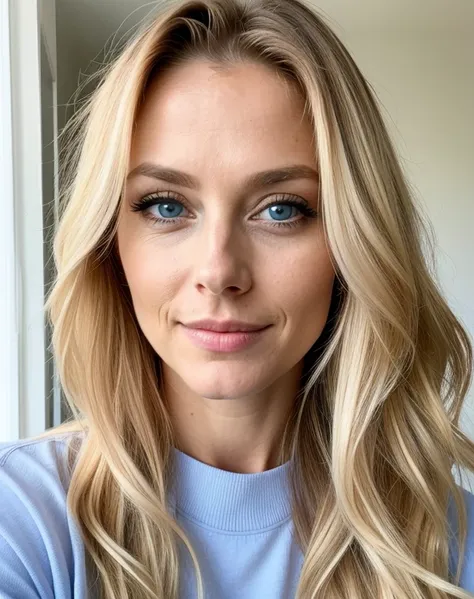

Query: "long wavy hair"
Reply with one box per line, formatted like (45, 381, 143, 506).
(40, 0, 474, 597)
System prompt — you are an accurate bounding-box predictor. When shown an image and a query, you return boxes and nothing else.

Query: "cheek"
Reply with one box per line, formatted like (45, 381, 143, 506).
(274, 248, 335, 329)
(119, 240, 178, 314)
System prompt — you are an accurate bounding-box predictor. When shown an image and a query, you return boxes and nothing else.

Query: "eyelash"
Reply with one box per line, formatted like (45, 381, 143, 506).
(130, 191, 318, 230)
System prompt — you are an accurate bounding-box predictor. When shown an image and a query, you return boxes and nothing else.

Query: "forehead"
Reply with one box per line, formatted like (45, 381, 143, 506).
(126, 62, 318, 194)
(132, 60, 312, 147)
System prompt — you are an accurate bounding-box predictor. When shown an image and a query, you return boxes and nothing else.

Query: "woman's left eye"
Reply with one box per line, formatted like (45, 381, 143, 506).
(130, 191, 318, 230)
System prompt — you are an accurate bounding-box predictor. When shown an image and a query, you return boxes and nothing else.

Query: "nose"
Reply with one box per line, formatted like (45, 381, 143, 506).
(191, 220, 252, 296)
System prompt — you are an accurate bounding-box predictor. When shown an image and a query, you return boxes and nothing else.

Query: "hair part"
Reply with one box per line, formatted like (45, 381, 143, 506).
(42, 0, 474, 597)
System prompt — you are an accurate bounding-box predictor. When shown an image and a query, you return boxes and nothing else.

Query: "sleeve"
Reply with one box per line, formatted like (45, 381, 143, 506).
(0, 440, 82, 599)
(448, 484, 474, 593)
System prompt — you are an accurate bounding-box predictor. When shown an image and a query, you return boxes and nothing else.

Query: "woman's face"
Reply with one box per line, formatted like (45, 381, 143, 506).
(117, 60, 335, 402)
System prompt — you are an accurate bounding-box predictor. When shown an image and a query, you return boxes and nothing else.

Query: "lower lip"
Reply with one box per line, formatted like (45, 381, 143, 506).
(180, 324, 270, 352)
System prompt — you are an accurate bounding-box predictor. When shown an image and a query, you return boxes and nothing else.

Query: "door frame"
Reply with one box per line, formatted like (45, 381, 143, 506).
(0, 0, 59, 442)
(0, 0, 20, 442)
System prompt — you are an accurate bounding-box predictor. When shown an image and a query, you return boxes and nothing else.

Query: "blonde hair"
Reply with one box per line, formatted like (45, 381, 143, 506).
(41, 0, 474, 597)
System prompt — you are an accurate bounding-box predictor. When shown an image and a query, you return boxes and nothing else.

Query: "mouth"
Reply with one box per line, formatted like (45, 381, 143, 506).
(180, 324, 271, 352)
(182, 320, 269, 333)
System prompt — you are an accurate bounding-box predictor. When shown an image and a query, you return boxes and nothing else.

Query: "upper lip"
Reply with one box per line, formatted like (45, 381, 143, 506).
(182, 319, 269, 333)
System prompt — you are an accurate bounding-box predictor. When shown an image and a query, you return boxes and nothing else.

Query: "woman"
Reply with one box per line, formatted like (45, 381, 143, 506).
(1, 0, 474, 597)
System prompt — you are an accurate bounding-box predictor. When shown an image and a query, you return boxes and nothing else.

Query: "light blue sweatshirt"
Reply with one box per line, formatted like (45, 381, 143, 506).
(0, 431, 473, 598)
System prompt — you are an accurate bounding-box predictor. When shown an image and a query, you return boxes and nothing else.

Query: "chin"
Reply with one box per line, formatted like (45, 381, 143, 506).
(188, 382, 256, 401)
(184, 369, 266, 400)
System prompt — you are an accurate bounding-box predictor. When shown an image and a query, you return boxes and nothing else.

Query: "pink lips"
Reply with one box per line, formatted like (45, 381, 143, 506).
(180, 324, 270, 352)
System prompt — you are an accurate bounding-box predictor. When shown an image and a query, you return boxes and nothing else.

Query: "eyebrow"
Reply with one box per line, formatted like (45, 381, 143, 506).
(126, 162, 319, 193)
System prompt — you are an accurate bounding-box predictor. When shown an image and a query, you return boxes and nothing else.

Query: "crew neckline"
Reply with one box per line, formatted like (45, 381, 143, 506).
(168, 447, 293, 533)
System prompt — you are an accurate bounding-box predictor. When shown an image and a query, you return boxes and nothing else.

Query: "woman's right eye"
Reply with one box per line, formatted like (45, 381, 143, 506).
(130, 193, 190, 224)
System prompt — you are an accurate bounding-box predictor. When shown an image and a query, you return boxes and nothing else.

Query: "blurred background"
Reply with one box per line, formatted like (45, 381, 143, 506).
(1, 0, 473, 480)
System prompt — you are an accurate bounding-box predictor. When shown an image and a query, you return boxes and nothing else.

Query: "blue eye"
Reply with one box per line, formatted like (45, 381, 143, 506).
(130, 192, 318, 230)
(265, 204, 298, 221)
(154, 201, 185, 219)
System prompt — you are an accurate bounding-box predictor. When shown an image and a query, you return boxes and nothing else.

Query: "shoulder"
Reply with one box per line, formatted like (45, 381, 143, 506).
(0, 430, 83, 486)
(0, 430, 88, 598)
